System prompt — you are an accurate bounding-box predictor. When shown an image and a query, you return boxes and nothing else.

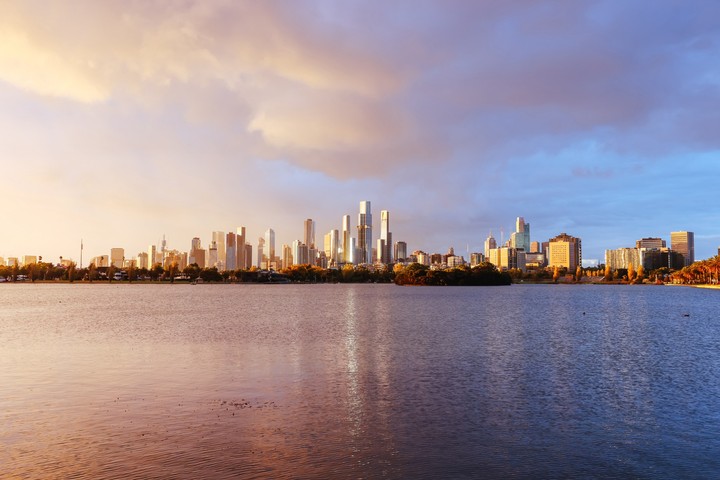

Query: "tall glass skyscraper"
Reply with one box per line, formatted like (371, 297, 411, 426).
(357, 201, 372, 264)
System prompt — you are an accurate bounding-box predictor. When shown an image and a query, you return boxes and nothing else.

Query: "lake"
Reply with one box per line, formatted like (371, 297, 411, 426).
(1, 283, 719, 478)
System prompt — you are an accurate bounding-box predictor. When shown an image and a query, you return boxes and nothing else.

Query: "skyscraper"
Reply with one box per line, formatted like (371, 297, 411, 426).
(148, 245, 157, 268)
(324, 229, 339, 266)
(264, 228, 275, 269)
(394, 241, 407, 262)
(236, 227, 246, 269)
(341, 214, 352, 264)
(225, 232, 237, 271)
(671, 231, 695, 266)
(257, 237, 264, 269)
(304, 219, 315, 249)
(212, 231, 226, 268)
(510, 217, 530, 251)
(357, 201, 372, 264)
(380, 209, 392, 264)
(484, 233, 497, 259)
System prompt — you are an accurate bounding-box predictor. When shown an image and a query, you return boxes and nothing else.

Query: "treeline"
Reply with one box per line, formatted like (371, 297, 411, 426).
(393, 263, 511, 286)
(0, 262, 395, 284)
(670, 256, 720, 285)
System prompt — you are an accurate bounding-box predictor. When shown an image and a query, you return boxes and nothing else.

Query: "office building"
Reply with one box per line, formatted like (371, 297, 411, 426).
(357, 201, 372, 264)
(148, 245, 157, 267)
(380, 210, 392, 264)
(636, 237, 666, 249)
(304, 219, 315, 249)
(324, 229, 339, 266)
(484, 233, 497, 259)
(530, 241, 540, 253)
(547, 233, 582, 270)
(244, 243, 252, 269)
(208, 241, 218, 269)
(212, 231, 226, 268)
(234, 227, 246, 269)
(394, 241, 407, 262)
(110, 248, 124, 268)
(257, 237, 265, 269)
(671, 231, 694, 266)
(292, 240, 309, 265)
(510, 217, 530, 251)
(282, 244, 293, 269)
(136, 252, 149, 269)
(225, 232, 237, 271)
(341, 215, 352, 264)
(487, 247, 525, 271)
(264, 228, 276, 269)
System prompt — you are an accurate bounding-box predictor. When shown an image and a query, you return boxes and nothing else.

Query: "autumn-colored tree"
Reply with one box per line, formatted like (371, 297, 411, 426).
(575, 266, 583, 282)
(636, 265, 645, 283)
(552, 265, 560, 283)
(627, 262, 635, 282)
(604, 265, 612, 282)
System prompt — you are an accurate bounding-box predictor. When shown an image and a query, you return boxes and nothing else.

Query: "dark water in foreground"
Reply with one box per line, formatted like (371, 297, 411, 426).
(1, 283, 719, 479)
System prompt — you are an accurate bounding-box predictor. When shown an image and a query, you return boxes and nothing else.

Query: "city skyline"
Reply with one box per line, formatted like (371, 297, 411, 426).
(1, 2, 719, 262)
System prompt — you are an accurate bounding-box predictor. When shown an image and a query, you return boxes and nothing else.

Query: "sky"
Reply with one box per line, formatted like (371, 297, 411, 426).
(1, 0, 719, 266)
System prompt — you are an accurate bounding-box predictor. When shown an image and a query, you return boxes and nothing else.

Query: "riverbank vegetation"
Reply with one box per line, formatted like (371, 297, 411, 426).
(2, 257, 716, 286)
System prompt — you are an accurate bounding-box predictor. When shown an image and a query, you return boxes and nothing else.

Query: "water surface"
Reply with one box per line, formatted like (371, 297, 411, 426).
(1, 284, 719, 478)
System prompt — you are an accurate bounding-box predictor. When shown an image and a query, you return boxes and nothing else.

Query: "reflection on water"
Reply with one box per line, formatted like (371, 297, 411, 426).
(1, 284, 720, 478)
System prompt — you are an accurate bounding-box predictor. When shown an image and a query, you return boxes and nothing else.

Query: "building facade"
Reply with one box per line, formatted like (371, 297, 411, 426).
(547, 233, 582, 270)
(670, 231, 694, 266)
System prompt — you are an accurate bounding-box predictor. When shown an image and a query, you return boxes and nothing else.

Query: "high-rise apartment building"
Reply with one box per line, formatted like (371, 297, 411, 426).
(357, 201, 372, 264)
(547, 233, 582, 270)
(670, 231, 694, 266)
(341, 215, 352, 264)
(304, 219, 315, 249)
(380, 210, 392, 264)
(510, 217, 531, 251)
(605, 248, 643, 270)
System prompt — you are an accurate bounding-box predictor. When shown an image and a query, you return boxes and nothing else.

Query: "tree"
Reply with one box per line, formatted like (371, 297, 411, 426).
(575, 266, 583, 282)
(552, 265, 560, 283)
(66, 262, 77, 282)
(604, 264, 612, 282)
(627, 262, 635, 283)
(107, 264, 117, 282)
(636, 265, 645, 283)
